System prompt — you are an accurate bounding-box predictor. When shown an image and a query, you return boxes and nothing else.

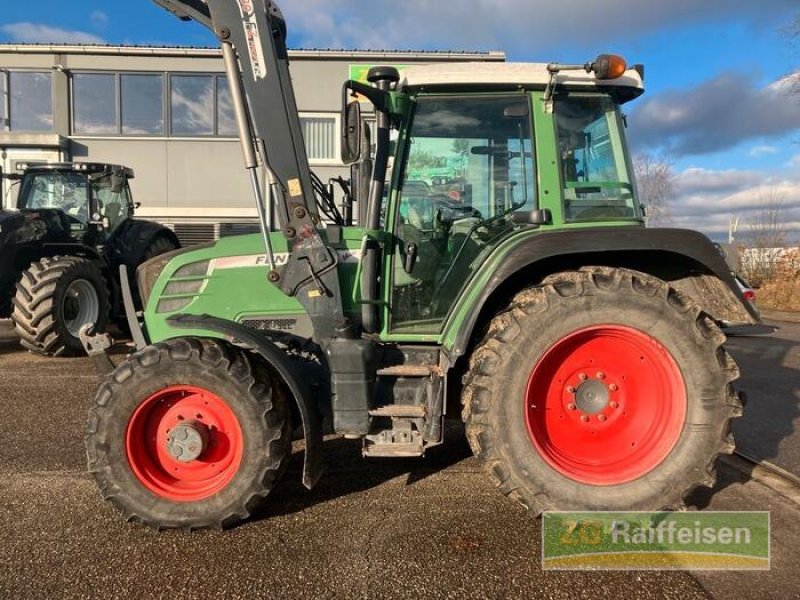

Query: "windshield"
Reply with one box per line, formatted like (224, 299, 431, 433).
(554, 95, 639, 221)
(19, 171, 89, 223)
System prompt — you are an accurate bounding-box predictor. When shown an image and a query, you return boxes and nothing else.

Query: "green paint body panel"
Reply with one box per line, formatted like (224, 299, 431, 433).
(143, 89, 644, 351)
(143, 227, 368, 343)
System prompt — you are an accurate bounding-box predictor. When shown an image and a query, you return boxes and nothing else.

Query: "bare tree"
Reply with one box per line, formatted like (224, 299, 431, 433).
(743, 187, 788, 285)
(633, 152, 674, 226)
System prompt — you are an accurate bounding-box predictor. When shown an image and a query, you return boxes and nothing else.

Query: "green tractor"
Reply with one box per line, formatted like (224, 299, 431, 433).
(83, 0, 757, 529)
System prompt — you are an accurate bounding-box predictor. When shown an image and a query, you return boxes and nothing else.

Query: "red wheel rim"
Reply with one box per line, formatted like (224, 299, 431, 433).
(524, 325, 686, 485)
(125, 385, 243, 501)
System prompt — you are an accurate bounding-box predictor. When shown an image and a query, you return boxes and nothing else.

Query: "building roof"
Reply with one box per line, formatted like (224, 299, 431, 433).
(399, 62, 644, 96)
(0, 43, 506, 62)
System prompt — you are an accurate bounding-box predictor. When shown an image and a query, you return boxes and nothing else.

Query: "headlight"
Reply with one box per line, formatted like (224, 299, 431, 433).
(136, 249, 183, 309)
(155, 259, 212, 314)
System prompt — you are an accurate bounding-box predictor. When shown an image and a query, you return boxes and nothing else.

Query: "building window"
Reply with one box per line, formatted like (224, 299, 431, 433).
(121, 74, 165, 135)
(9, 72, 53, 132)
(216, 76, 236, 137)
(300, 114, 339, 164)
(73, 73, 117, 134)
(0, 75, 7, 129)
(171, 74, 214, 136)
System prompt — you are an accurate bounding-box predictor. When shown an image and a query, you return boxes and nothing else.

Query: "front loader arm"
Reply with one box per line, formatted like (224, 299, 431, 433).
(154, 0, 351, 340)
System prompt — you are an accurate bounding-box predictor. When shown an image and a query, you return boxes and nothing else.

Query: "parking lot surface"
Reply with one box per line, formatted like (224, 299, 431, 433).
(0, 319, 798, 599)
(726, 318, 800, 474)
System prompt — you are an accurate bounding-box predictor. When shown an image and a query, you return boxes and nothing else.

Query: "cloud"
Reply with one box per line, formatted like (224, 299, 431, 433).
(0, 22, 104, 44)
(280, 0, 797, 53)
(90, 11, 109, 29)
(629, 73, 800, 157)
(748, 145, 779, 157)
(665, 166, 800, 241)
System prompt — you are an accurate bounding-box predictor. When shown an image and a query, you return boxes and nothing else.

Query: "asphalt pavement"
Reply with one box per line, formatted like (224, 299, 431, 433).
(0, 319, 798, 599)
(726, 318, 800, 475)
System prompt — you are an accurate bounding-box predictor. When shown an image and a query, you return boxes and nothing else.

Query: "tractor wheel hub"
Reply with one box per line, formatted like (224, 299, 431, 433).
(166, 421, 208, 463)
(574, 378, 609, 414)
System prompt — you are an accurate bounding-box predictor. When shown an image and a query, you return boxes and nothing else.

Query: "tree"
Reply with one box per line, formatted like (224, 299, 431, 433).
(743, 187, 788, 285)
(633, 152, 674, 226)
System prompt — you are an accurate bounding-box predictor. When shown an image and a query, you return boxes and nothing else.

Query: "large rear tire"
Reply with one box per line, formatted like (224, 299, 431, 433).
(86, 337, 291, 530)
(12, 256, 110, 356)
(462, 267, 742, 514)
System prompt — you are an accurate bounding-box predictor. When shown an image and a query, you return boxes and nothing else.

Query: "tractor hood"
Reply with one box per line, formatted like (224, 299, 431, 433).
(0, 209, 25, 245)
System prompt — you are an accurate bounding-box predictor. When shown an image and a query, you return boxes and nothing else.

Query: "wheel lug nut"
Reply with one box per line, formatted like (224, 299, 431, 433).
(598, 414, 607, 422)
(578, 373, 588, 381)
(609, 384, 618, 392)
(567, 386, 576, 393)
(580, 415, 590, 423)
(567, 403, 576, 411)
(610, 401, 619, 408)
(596, 371, 605, 379)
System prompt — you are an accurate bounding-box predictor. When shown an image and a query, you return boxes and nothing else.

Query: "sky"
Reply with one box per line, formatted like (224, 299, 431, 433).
(1, 1, 798, 243)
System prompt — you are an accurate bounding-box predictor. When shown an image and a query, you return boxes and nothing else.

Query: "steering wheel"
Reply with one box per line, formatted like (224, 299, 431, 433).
(433, 195, 482, 230)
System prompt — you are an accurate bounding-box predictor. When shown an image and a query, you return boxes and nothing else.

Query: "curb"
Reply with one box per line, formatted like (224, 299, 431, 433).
(760, 309, 800, 324)
(721, 454, 800, 507)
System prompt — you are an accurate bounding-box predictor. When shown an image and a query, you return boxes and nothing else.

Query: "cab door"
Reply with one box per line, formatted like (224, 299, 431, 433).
(385, 94, 536, 335)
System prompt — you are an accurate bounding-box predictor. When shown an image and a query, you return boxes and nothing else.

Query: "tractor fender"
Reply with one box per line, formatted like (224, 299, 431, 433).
(109, 218, 181, 275)
(448, 226, 759, 358)
(166, 313, 325, 490)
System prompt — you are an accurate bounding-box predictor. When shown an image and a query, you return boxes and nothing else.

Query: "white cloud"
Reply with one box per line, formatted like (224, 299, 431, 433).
(666, 167, 800, 241)
(90, 11, 109, 29)
(280, 0, 796, 54)
(630, 73, 800, 156)
(0, 22, 104, 44)
(749, 145, 779, 157)
(788, 155, 800, 169)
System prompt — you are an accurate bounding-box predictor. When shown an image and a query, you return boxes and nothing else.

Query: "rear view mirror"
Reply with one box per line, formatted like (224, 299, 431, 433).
(110, 174, 125, 194)
(341, 101, 362, 165)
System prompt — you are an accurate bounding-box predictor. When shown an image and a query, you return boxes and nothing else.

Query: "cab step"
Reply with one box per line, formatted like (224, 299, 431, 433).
(376, 364, 441, 377)
(368, 404, 427, 418)
(363, 426, 425, 457)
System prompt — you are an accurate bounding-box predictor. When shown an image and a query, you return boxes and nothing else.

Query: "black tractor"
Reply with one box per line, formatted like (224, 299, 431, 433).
(0, 162, 180, 356)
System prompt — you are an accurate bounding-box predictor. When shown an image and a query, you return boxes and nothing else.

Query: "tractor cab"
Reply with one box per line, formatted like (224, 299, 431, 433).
(340, 59, 647, 335)
(15, 163, 135, 240)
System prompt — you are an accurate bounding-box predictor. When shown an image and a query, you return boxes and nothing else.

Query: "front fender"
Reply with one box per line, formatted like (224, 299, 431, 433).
(444, 227, 758, 358)
(166, 314, 324, 490)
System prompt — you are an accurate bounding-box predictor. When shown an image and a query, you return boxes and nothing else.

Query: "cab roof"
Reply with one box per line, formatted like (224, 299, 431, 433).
(398, 62, 644, 102)
(15, 162, 135, 178)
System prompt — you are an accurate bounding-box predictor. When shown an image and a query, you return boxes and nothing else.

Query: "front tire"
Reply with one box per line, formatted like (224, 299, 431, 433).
(12, 256, 110, 356)
(462, 267, 742, 514)
(86, 337, 291, 530)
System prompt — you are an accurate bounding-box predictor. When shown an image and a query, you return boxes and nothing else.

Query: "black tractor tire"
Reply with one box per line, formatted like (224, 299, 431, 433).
(141, 234, 178, 262)
(115, 235, 178, 335)
(12, 256, 110, 357)
(462, 266, 742, 515)
(86, 337, 291, 530)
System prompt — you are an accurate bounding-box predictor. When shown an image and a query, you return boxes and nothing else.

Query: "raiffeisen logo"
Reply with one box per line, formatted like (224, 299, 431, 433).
(611, 518, 752, 546)
(542, 511, 770, 570)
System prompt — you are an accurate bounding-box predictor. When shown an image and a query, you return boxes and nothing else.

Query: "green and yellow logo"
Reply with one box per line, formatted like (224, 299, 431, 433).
(542, 511, 770, 570)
